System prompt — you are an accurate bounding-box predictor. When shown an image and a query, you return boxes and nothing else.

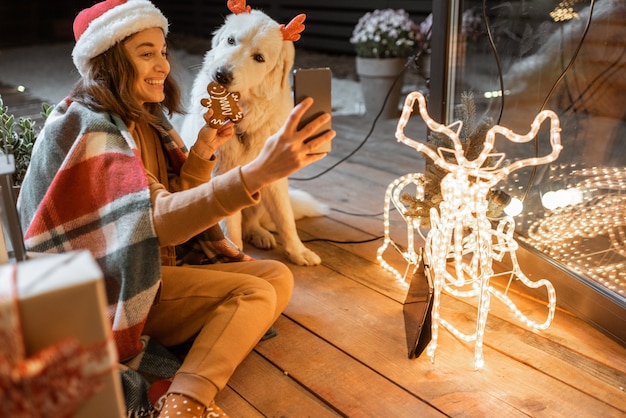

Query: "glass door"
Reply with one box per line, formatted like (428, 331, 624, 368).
(428, 0, 626, 345)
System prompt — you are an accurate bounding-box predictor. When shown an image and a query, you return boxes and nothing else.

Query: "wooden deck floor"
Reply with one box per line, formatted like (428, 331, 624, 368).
(2, 85, 625, 417)
(216, 113, 626, 418)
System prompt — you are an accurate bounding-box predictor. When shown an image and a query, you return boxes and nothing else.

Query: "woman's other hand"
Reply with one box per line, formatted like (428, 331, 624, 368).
(192, 108, 235, 159)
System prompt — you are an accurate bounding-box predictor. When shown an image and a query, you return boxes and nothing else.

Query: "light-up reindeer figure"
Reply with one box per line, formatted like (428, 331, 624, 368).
(396, 92, 563, 369)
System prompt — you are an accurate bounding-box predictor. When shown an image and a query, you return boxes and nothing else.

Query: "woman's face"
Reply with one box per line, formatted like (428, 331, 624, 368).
(123, 27, 170, 105)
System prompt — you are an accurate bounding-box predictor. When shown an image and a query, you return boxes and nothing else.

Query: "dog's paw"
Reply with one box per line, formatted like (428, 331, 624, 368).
(285, 247, 321, 266)
(245, 227, 277, 250)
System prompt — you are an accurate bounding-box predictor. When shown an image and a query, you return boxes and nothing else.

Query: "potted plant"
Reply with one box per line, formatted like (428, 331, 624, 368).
(350, 8, 419, 118)
(0, 95, 52, 188)
(0, 95, 51, 261)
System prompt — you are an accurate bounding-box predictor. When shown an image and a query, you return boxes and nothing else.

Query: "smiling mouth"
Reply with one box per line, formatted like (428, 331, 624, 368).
(146, 79, 165, 85)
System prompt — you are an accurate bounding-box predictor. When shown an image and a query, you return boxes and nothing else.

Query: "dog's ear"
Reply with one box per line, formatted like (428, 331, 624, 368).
(211, 22, 229, 49)
(277, 40, 295, 91)
(252, 39, 293, 100)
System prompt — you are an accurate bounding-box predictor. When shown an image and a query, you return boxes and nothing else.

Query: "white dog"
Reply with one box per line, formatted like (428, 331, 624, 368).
(181, 2, 327, 266)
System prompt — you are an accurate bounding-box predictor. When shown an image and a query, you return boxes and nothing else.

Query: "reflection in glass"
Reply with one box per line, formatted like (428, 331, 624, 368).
(446, 0, 626, 303)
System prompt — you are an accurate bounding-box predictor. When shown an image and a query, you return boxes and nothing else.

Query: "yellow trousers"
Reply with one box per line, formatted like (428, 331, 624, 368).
(142, 259, 293, 404)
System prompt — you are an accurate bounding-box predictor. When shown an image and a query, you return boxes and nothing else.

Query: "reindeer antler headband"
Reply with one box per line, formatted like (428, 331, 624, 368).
(227, 0, 306, 41)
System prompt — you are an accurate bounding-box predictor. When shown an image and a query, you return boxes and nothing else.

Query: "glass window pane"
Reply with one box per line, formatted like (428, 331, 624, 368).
(436, 0, 625, 325)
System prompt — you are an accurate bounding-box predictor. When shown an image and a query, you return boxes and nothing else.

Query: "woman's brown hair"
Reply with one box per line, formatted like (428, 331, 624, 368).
(70, 33, 184, 124)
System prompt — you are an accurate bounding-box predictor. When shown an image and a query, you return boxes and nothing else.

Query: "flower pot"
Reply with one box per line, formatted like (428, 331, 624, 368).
(356, 57, 406, 119)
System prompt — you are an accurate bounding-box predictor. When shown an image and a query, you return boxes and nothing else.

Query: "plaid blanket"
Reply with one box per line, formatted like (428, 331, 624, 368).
(18, 98, 251, 364)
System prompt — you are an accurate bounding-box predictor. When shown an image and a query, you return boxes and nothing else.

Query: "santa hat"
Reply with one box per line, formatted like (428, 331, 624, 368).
(72, 0, 169, 77)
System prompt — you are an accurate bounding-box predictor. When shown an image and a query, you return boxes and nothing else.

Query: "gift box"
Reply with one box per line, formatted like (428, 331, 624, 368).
(0, 250, 125, 418)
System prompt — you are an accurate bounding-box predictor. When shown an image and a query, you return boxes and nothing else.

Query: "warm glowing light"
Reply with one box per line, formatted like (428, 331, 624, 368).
(541, 191, 560, 210)
(541, 188, 584, 210)
(387, 91, 562, 370)
(377, 173, 427, 284)
(550, 0, 581, 22)
(396, 92, 562, 184)
(504, 197, 523, 216)
(523, 166, 625, 297)
(483, 89, 510, 99)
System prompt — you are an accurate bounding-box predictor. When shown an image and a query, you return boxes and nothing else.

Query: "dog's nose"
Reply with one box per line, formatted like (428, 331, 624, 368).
(215, 68, 233, 86)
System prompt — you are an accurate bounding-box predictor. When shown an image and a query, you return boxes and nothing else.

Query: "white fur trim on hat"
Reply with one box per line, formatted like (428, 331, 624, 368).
(72, 0, 168, 77)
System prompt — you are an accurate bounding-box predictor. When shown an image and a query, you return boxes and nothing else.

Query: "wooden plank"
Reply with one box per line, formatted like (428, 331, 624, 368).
(320, 196, 626, 387)
(277, 251, 626, 417)
(221, 351, 341, 417)
(294, 208, 626, 410)
(288, 113, 625, 403)
(214, 386, 264, 417)
(258, 316, 446, 418)
(300, 211, 622, 364)
(298, 219, 408, 302)
(294, 213, 626, 407)
(441, 295, 626, 409)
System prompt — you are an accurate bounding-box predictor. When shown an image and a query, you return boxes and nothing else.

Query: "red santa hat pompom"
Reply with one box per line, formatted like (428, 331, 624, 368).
(72, 0, 169, 77)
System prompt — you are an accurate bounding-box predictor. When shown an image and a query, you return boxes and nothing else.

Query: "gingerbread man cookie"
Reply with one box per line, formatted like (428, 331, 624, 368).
(200, 81, 244, 128)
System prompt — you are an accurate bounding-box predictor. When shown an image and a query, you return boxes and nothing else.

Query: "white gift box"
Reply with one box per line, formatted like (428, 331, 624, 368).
(0, 250, 125, 418)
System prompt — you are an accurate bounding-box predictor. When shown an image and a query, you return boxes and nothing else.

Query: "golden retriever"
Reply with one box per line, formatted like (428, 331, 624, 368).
(181, 5, 326, 265)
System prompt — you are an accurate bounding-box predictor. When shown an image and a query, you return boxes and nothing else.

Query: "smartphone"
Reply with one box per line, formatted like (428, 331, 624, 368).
(293, 67, 332, 154)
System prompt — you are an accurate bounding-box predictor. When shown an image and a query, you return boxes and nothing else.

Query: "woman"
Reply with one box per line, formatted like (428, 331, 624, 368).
(17, 0, 334, 417)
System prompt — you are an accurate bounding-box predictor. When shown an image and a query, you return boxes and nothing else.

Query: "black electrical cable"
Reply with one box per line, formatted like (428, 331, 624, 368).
(289, 56, 414, 181)
(288, 54, 413, 243)
(294, 2, 599, 246)
(521, 0, 596, 202)
(302, 236, 383, 244)
(538, 0, 596, 114)
(481, 1, 505, 125)
(481, 0, 596, 202)
(331, 207, 385, 217)
(563, 44, 625, 114)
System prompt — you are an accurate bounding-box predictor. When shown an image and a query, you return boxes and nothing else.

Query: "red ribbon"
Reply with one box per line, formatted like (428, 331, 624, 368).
(0, 263, 114, 417)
